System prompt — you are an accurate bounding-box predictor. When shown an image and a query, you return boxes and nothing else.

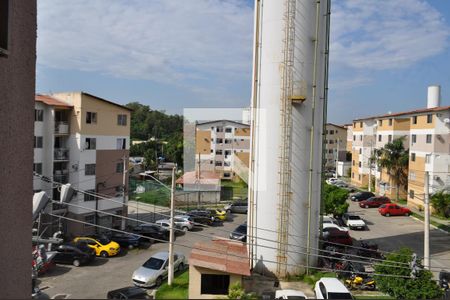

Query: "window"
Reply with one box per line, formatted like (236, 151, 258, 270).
(409, 171, 416, 180)
(117, 138, 126, 149)
(411, 153, 416, 162)
(34, 136, 43, 148)
(224, 150, 231, 156)
(359, 122, 363, 127)
(359, 135, 362, 141)
(200, 274, 230, 295)
(425, 154, 431, 164)
(0, 0, 9, 54)
(85, 164, 96, 176)
(352, 172, 354, 178)
(84, 215, 95, 228)
(426, 134, 432, 144)
(358, 174, 361, 180)
(216, 127, 223, 132)
(379, 120, 383, 126)
(85, 138, 96, 150)
(326, 130, 329, 134)
(353, 135, 356, 141)
(215, 138, 223, 144)
(378, 135, 381, 142)
(224, 139, 232, 144)
(358, 162, 361, 167)
(225, 127, 232, 133)
(116, 162, 124, 173)
(388, 135, 392, 143)
(86, 112, 97, 124)
(329, 140, 334, 144)
(412, 116, 417, 124)
(412, 134, 416, 143)
(389, 118, 393, 126)
(35, 109, 43, 122)
(224, 172, 231, 177)
(210, 160, 213, 164)
(359, 148, 362, 154)
(215, 150, 223, 155)
(33, 163, 42, 174)
(84, 191, 97, 202)
(352, 160, 355, 166)
(215, 161, 222, 166)
(409, 190, 414, 199)
(427, 114, 433, 124)
(330, 130, 334, 135)
(328, 149, 333, 154)
(117, 114, 127, 126)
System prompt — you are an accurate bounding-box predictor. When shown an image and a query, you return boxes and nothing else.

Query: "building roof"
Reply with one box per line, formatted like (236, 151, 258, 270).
(196, 119, 250, 127)
(189, 239, 251, 276)
(35, 94, 73, 108)
(326, 123, 347, 130)
(354, 105, 450, 122)
(176, 171, 220, 185)
(81, 92, 133, 111)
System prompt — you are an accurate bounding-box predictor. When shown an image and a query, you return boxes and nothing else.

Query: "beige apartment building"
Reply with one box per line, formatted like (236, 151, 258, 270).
(195, 120, 250, 182)
(349, 86, 450, 209)
(34, 92, 131, 236)
(324, 123, 347, 170)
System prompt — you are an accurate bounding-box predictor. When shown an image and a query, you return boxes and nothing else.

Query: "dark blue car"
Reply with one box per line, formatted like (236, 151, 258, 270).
(108, 232, 141, 249)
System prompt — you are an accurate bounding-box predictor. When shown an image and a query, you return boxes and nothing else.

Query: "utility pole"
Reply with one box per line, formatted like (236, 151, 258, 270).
(121, 155, 128, 230)
(335, 139, 340, 179)
(168, 166, 176, 286)
(424, 171, 430, 270)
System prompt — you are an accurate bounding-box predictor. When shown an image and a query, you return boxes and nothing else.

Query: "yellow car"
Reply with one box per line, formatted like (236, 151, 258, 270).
(208, 209, 227, 221)
(73, 235, 120, 257)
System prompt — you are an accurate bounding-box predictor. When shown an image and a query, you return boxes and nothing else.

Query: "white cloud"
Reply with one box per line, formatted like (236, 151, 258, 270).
(330, 0, 450, 88)
(37, 0, 254, 89)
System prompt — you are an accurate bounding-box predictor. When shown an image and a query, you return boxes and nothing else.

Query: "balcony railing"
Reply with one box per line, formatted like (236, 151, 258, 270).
(54, 148, 69, 161)
(53, 173, 69, 184)
(54, 122, 69, 134)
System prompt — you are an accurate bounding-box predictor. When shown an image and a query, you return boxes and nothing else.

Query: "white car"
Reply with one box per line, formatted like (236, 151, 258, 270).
(326, 178, 338, 185)
(342, 213, 366, 230)
(314, 277, 353, 299)
(322, 216, 348, 231)
(275, 289, 308, 299)
(174, 215, 195, 231)
(132, 251, 186, 288)
(322, 222, 349, 232)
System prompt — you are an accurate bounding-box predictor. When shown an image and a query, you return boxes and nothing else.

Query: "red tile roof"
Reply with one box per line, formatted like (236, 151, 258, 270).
(176, 171, 220, 185)
(35, 94, 73, 108)
(354, 106, 450, 121)
(189, 239, 250, 276)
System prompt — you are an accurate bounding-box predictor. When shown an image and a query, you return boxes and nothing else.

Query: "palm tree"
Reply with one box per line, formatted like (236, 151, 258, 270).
(376, 137, 409, 201)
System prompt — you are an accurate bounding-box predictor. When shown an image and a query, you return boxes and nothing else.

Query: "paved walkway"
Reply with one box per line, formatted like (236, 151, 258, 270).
(408, 206, 450, 228)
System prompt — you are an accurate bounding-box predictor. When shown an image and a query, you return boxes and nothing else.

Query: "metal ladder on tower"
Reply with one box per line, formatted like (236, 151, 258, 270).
(277, 0, 296, 278)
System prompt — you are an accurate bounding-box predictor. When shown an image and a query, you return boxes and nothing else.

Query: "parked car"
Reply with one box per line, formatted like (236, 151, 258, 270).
(334, 182, 348, 188)
(187, 210, 214, 225)
(323, 216, 348, 232)
(131, 224, 169, 243)
(108, 232, 141, 249)
(132, 251, 186, 288)
(224, 201, 248, 214)
(230, 224, 247, 242)
(314, 277, 353, 299)
(322, 227, 353, 246)
(326, 178, 339, 185)
(173, 215, 195, 231)
(350, 192, 375, 202)
(207, 208, 227, 221)
(359, 196, 391, 208)
(378, 203, 411, 217)
(73, 236, 120, 257)
(52, 242, 96, 266)
(342, 213, 366, 230)
(107, 286, 152, 299)
(275, 289, 308, 299)
(155, 219, 185, 235)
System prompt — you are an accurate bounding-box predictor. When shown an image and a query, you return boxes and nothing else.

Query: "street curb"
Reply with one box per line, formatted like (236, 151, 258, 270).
(410, 216, 449, 234)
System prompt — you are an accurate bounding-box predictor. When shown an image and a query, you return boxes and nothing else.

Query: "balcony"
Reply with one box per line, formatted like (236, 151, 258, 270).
(53, 173, 69, 184)
(54, 148, 69, 161)
(54, 122, 69, 135)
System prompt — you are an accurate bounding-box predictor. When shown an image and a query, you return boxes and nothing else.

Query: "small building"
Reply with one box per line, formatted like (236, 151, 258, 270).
(175, 171, 221, 205)
(189, 239, 251, 299)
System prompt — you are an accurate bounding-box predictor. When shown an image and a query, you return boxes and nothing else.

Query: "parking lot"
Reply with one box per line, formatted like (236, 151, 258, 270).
(346, 200, 450, 276)
(38, 206, 247, 299)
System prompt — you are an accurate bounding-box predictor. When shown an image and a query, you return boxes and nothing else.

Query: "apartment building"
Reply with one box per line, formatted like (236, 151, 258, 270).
(195, 120, 250, 181)
(324, 123, 347, 170)
(34, 92, 131, 236)
(350, 119, 376, 188)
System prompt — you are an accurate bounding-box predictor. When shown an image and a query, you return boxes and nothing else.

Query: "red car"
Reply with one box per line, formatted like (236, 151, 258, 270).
(359, 196, 391, 208)
(378, 203, 411, 217)
(322, 227, 353, 246)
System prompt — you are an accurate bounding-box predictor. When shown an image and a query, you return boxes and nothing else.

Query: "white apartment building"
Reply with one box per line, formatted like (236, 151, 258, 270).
(34, 93, 131, 236)
(324, 123, 347, 170)
(195, 120, 250, 181)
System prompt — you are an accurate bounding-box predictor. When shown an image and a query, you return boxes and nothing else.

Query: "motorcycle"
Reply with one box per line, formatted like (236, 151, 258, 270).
(357, 241, 385, 260)
(345, 273, 376, 291)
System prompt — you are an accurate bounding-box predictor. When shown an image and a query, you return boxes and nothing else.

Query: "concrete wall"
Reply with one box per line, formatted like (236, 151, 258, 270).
(0, 0, 36, 297)
(188, 265, 242, 299)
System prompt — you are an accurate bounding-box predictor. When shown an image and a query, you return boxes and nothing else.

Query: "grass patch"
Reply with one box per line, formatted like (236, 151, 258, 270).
(131, 188, 170, 207)
(396, 198, 407, 205)
(156, 270, 189, 299)
(411, 212, 450, 233)
(288, 271, 337, 286)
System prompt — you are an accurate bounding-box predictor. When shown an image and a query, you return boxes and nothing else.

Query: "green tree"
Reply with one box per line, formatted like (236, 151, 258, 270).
(376, 137, 409, 201)
(431, 191, 450, 218)
(374, 248, 442, 299)
(323, 184, 349, 217)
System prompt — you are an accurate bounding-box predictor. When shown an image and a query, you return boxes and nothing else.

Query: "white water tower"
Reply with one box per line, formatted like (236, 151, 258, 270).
(248, 0, 330, 277)
(427, 85, 441, 108)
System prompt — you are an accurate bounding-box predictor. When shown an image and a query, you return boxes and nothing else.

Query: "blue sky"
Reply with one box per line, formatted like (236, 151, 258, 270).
(36, 0, 450, 124)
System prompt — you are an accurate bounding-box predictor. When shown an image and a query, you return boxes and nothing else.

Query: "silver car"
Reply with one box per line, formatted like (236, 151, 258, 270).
(156, 217, 194, 232)
(132, 251, 186, 288)
(224, 201, 248, 214)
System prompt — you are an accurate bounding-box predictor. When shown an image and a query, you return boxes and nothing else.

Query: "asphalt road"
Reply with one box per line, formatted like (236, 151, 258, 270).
(38, 210, 247, 299)
(346, 200, 450, 276)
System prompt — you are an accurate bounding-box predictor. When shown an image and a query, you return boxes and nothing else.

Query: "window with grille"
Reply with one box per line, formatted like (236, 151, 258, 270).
(412, 116, 417, 124)
(426, 134, 432, 144)
(426, 114, 433, 124)
(117, 138, 126, 149)
(411, 153, 416, 162)
(34, 136, 43, 148)
(85, 164, 96, 176)
(33, 163, 42, 174)
(86, 112, 97, 124)
(85, 138, 96, 150)
(35, 110, 44, 122)
(412, 135, 416, 143)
